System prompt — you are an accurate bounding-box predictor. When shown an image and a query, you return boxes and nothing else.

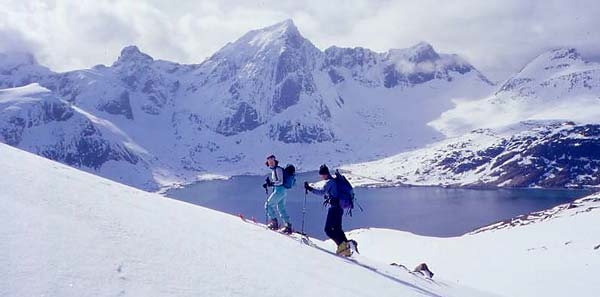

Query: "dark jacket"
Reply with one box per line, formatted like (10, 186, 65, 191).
(309, 178, 339, 206)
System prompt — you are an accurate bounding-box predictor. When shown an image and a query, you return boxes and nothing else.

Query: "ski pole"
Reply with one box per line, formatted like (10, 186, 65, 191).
(265, 188, 269, 224)
(263, 178, 269, 224)
(301, 186, 308, 235)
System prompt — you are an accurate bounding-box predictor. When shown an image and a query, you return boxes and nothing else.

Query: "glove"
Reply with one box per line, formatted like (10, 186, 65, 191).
(304, 181, 314, 192)
(265, 177, 274, 187)
(262, 183, 268, 189)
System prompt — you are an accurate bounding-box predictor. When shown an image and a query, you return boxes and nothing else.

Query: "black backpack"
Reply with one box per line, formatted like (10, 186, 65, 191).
(333, 170, 358, 215)
(276, 164, 296, 189)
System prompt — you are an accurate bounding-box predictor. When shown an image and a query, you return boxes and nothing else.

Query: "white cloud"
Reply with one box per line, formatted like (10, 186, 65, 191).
(1, 0, 598, 81)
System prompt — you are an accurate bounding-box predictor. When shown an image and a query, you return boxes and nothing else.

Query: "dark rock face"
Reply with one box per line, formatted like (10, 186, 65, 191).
(269, 121, 335, 143)
(322, 47, 378, 68)
(487, 125, 600, 187)
(38, 122, 140, 170)
(497, 78, 534, 93)
(327, 69, 345, 84)
(323, 43, 479, 89)
(383, 65, 403, 88)
(0, 117, 25, 145)
(0, 96, 140, 170)
(549, 48, 580, 61)
(273, 77, 302, 113)
(216, 102, 260, 136)
(97, 91, 134, 119)
(434, 124, 600, 188)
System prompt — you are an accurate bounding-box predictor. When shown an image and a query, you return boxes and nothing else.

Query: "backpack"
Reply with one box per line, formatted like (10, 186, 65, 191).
(278, 164, 296, 189)
(333, 169, 355, 214)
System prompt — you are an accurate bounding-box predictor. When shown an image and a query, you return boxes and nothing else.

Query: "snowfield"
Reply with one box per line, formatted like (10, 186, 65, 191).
(0, 143, 493, 297)
(348, 193, 600, 297)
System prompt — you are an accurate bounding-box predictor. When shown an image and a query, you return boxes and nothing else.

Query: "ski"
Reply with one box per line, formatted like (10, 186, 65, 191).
(237, 213, 435, 286)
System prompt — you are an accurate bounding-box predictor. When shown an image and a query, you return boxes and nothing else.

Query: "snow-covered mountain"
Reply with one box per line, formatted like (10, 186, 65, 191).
(432, 48, 600, 136)
(0, 84, 156, 188)
(0, 19, 493, 190)
(348, 193, 600, 297)
(343, 121, 600, 188)
(345, 48, 600, 188)
(0, 52, 52, 89)
(0, 143, 493, 297)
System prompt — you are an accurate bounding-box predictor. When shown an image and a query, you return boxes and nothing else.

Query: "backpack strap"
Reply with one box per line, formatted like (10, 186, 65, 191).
(273, 166, 282, 181)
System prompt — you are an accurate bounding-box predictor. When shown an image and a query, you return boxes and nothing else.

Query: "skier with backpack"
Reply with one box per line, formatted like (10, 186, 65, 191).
(263, 154, 296, 234)
(304, 164, 357, 257)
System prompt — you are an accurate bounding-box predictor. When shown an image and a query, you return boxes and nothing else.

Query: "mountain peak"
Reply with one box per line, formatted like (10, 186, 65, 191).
(512, 47, 587, 79)
(208, 19, 314, 63)
(113, 45, 153, 66)
(0, 51, 38, 69)
(387, 41, 440, 63)
(407, 41, 440, 62)
(259, 19, 299, 35)
(241, 19, 305, 49)
(546, 47, 581, 61)
(411, 41, 435, 51)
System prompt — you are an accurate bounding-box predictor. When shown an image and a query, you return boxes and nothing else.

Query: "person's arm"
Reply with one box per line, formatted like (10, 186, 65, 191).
(304, 181, 326, 195)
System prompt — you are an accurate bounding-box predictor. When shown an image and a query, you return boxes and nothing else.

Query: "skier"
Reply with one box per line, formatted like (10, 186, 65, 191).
(263, 154, 292, 234)
(304, 164, 356, 257)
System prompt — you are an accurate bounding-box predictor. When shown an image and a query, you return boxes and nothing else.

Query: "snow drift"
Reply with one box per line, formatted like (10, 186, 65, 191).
(347, 193, 600, 297)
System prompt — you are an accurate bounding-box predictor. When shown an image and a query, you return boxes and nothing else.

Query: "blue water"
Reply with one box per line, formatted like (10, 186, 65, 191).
(165, 171, 594, 240)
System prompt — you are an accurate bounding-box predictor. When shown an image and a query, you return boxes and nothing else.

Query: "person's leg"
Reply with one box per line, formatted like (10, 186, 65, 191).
(265, 190, 279, 222)
(275, 187, 290, 226)
(324, 206, 347, 245)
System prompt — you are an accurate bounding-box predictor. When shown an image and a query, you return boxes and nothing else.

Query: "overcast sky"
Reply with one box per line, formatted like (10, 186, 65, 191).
(1, 0, 599, 81)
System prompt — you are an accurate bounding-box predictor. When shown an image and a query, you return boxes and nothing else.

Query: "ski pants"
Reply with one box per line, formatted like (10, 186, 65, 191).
(265, 185, 290, 225)
(325, 205, 348, 245)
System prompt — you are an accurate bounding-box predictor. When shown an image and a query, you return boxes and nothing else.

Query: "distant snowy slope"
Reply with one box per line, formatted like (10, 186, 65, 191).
(0, 84, 156, 189)
(343, 48, 600, 189)
(346, 193, 600, 297)
(0, 143, 492, 297)
(432, 48, 600, 136)
(343, 121, 600, 188)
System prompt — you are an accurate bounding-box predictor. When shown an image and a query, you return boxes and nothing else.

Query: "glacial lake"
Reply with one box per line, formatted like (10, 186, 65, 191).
(165, 171, 595, 240)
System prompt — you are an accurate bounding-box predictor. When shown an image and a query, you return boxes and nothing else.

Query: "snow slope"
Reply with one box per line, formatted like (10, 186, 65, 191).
(346, 193, 600, 297)
(0, 143, 493, 297)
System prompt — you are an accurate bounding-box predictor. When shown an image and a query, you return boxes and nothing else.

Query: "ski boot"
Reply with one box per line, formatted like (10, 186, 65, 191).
(280, 223, 293, 234)
(267, 218, 279, 230)
(336, 241, 352, 257)
(348, 239, 359, 254)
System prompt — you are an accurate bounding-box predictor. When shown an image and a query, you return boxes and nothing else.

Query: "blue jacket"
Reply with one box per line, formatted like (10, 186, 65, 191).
(309, 178, 339, 205)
